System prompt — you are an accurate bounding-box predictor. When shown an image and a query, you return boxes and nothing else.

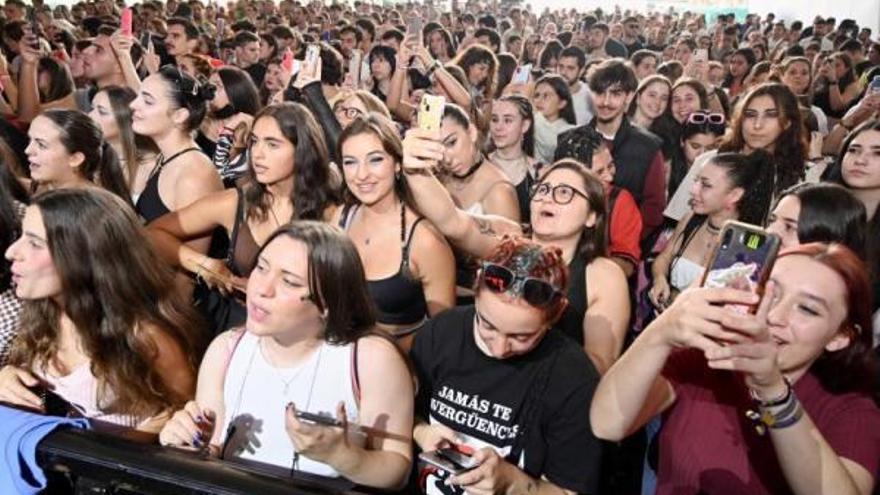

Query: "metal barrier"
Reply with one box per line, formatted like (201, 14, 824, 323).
(36, 427, 386, 495)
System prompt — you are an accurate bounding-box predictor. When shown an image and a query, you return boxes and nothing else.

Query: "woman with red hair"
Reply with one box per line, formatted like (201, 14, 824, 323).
(592, 243, 880, 494)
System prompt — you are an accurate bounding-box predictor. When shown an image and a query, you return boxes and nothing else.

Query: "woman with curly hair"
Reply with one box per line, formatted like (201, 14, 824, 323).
(666, 83, 808, 222)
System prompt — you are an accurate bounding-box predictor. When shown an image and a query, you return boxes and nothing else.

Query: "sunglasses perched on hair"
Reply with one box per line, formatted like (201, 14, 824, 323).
(687, 111, 726, 126)
(530, 182, 589, 205)
(480, 262, 561, 307)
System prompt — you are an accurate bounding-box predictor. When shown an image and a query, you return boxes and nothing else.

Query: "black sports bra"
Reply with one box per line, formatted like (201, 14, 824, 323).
(340, 204, 428, 327)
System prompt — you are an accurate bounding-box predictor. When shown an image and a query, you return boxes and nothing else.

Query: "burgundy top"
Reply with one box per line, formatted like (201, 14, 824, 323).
(657, 349, 880, 495)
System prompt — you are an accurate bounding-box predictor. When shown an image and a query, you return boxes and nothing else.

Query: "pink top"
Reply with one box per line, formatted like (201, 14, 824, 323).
(36, 362, 142, 428)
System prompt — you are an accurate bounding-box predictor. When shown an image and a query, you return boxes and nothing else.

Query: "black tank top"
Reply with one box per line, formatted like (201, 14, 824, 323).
(135, 147, 202, 223)
(340, 204, 429, 326)
(558, 250, 588, 345)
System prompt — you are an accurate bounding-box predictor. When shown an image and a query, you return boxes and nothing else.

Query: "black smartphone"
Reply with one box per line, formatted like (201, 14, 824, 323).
(419, 448, 479, 475)
(700, 221, 780, 314)
(295, 411, 344, 427)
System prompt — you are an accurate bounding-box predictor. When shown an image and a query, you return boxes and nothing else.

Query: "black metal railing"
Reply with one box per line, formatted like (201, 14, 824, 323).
(37, 427, 385, 495)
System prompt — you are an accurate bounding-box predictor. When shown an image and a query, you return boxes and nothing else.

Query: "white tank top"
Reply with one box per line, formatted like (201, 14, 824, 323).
(670, 256, 704, 292)
(220, 332, 361, 477)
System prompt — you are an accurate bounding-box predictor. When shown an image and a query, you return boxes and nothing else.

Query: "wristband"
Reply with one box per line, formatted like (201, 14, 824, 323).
(749, 376, 791, 407)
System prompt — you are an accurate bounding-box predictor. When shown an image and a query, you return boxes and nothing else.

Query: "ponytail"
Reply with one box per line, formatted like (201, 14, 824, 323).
(711, 150, 776, 225)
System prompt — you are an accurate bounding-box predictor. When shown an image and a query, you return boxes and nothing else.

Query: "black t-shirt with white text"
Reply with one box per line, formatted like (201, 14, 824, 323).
(411, 306, 601, 494)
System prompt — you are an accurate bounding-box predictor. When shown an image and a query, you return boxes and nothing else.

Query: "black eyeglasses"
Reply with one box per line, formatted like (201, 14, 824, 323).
(480, 262, 561, 307)
(530, 182, 589, 205)
(687, 111, 726, 125)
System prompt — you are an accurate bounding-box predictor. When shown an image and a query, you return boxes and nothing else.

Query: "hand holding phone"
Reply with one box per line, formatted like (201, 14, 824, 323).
(281, 48, 294, 73)
(700, 221, 780, 315)
(419, 447, 480, 475)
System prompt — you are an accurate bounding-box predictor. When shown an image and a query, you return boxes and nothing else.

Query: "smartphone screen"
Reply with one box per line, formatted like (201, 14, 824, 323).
(870, 75, 880, 93)
(512, 64, 531, 84)
(701, 221, 780, 313)
(348, 49, 362, 86)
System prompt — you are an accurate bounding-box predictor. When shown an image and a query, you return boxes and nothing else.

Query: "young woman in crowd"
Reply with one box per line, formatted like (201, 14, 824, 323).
(199, 66, 262, 177)
(779, 56, 830, 134)
(488, 94, 542, 220)
(331, 90, 390, 129)
(666, 83, 808, 222)
(426, 27, 456, 64)
(594, 242, 880, 494)
(404, 126, 630, 374)
(723, 47, 756, 99)
(830, 119, 880, 315)
(148, 103, 339, 332)
(629, 75, 671, 131)
(667, 110, 726, 198)
(158, 221, 414, 490)
(532, 74, 576, 165)
(131, 65, 223, 227)
(436, 104, 519, 221)
(88, 85, 158, 201)
(333, 114, 455, 349)
(24, 109, 129, 201)
(367, 44, 395, 103)
(410, 237, 601, 494)
(452, 44, 497, 110)
(0, 158, 28, 364)
(650, 151, 776, 310)
(814, 52, 862, 121)
(0, 188, 201, 433)
(668, 77, 709, 127)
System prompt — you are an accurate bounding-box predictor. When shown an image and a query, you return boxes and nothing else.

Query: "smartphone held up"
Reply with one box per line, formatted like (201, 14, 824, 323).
(700, 221, 780, 314)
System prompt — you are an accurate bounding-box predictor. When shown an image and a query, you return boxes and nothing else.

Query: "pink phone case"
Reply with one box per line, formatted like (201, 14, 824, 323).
(121, 8, 133, 36)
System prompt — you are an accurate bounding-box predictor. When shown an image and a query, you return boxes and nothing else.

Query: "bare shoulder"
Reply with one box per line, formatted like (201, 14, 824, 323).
(587, 256, 626, 277)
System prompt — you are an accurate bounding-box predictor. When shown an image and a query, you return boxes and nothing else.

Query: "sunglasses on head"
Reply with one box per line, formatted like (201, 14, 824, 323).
(687, 111, 725, 126)
(480, 262, 561, 307)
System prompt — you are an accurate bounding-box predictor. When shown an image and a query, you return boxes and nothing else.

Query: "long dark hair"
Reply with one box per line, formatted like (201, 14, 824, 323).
(719, 83, 806, 193)
(535, 74, 576, 125)
(243, 102, 340, 223)
(776, 183, 867, 258)
(257, 221, 376, 344)
(453, 44, 497, 100)
(96, 86, 158, 189)
(37, 56, 74, 103)
(722, 47, 756, 88)
(39, 109, 130, 201)
(785, 243, 877, 396)
(337, 113, 416, 212)
(533, 159, 608, 264)
(8, 188, 203, 417)
(710, 150, 776, 225)
(214, 66, 262, 117)
(828, 119, 880, 289)
(0, 156, 28, 292)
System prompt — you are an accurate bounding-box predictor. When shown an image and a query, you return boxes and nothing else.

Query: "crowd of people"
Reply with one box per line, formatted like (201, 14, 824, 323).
(1, 0, 880, 493)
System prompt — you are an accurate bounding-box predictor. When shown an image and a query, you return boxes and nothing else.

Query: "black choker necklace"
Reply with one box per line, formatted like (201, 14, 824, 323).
(706, 221, 722, 234)
(452, 155, 485, 180)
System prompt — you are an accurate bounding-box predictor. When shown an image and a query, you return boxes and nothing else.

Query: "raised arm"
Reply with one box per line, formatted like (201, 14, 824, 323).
(110, 30, 142, 93)
(402, 128, 520, 259)
(387, 40, 417, 122)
